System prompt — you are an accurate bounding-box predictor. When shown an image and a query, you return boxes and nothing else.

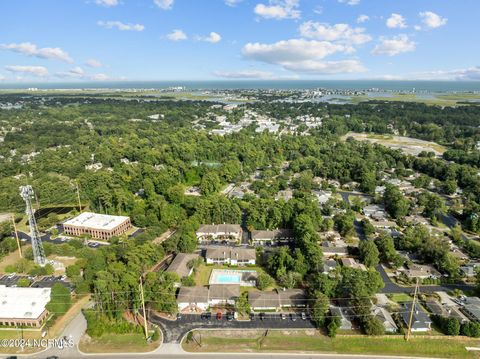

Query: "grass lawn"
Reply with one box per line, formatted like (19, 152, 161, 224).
(388, 293, 413, 303)
(79, 332, 160, 353)
(0, 328, 43, 355)
(0, 246, 29, 273)
(183, 329, 479, 358)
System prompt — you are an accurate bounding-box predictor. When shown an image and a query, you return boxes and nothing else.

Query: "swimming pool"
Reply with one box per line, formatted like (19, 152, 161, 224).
(216, 274, 241, 284)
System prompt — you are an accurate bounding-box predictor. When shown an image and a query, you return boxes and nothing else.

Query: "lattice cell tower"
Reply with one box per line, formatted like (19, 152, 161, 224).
(19, 185, 46, 266)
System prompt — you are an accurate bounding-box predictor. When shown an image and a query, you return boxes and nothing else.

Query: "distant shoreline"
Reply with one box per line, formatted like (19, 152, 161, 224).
(1, 80, 480, 92)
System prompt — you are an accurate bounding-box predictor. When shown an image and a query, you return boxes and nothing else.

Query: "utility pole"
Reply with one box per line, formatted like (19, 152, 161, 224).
(75, 182, 82, 213)
(139, 277, 149, 340)
(11, 214, 22, 258)
(406, 277, 420, 341)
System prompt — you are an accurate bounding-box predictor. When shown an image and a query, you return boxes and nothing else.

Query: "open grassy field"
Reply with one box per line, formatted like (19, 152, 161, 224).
(183, 329, 480, 358)
(350, 93, 479, 107)
(343, 132, 446, 156)
(79, 332, 160, 353)
(388, 293, 413, 303)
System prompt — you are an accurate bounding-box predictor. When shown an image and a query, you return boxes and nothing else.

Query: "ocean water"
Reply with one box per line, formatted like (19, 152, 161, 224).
(1, 80, 480, 92)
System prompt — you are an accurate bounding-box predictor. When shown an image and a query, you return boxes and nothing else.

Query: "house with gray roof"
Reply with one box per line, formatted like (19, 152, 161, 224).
(196, 224, 242, 243)
(205, 246, 256, 266)
(330, 306, 353, 330)
(372, 306, 398, 333)
(166, 253, 199, 279)
(401, 303, 432, 332)
(251, 229, 294, 245)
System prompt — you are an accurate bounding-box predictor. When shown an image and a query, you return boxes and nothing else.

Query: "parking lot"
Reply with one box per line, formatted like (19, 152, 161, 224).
(150, 312, 316, 343)
(0, 274, 74, 291)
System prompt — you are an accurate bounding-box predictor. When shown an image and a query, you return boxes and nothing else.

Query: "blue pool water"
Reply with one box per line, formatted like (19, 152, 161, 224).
(216, 274, 241, 284)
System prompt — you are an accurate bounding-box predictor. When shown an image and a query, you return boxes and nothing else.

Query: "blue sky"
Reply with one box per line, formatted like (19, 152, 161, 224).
(0, 0, 479, 82)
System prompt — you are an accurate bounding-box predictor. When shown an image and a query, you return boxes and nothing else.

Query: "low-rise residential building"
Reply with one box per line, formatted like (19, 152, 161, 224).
(177, 286, 209, 312)
(0, 285, 51, 327)
(372, 306, 398, 333)
(321, 241, 348, 258)
(196, 224, 242, 243)
(341, 257, 366, 270)
(323, 259, 338, 274)
(248, 289, 307, 311)
(63, 212, 131, 240)
(363, 205, 387, 221)
(251, 229, 294, 246)
(461, 263, 480, 278)
(401, 303, 432, 332)
(462, 297, 480, 322)
(313, 190, 332, 205)
(166, 253, 199, 279)
(426, 300, 469, 323)
(403, 264, 441, 279)
(205, 246, 256, 266)
(208, 284, 240, 306)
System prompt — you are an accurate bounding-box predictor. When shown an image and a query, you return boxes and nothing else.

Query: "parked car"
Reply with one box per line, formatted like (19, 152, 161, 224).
(226, 312, 234, 321)
(281, 313, 286, 320)
(216, 312, 222, 320)
(201, 312, 211, 320)
(259, 312, 266, 320)
(249, 313, 255, 321)
(290, 313, 296, 321)
(176, 313, 182, 320)
(301, 312, 307, 320)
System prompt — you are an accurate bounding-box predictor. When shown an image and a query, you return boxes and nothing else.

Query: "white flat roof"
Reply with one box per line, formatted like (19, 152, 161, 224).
(64, 212, 130, 231)
(0, 285, 51, 320)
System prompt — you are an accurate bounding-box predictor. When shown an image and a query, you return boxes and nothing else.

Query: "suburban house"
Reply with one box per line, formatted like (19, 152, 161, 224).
(205, 246, 256, 266)
(330, 306, 353, 330)
(321, 242, 348, 257)
(208, 284, 240, 306)
(363, 204, 387, 221)
(341, 257, 366, 271)
(248, 289, 307, 311)
(177, 286, 209, 312)
(372, 306, 398, 333)
(401, 303, 432, 332)
(323, 259, 338, 274)
(166, 253, 199, 280)
(251, 229, 295, 246)
(426, 300, 469, 323)
(462, 297, 480, 322)
(403, 264, 441, 279)
(461, 263, 480, 278)
(313, 190, 332, 205)
(196, 224, 242, 243)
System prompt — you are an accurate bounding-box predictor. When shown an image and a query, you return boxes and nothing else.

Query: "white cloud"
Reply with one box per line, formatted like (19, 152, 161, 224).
(356, 14, 369, 24)
(95, 0, 118, 7)
(55, 67, 87, 79)
(197, 32, 222, 43)
(280, 59, 365, 74)
(419, 11, 447, 29)
(372, 34, 415, 56)
(299, 21, 371, 45)
(85, 59, 103, 68)
(313, 6, 323, 15)
(166, 29, 187, 41)
(242, 38, 365, 74)
(154, 0, 174, 10)
(386, 13, 407, 29)
(70, 66, 85, 76)
(225, 0, 242, 6)
(91, 73, 109, 81)
(5, 65, 48, 77)
(0, 74, 5, 81)
(213, 70, 274, 79)
(0, 42, 73, 63)
(97, 20, 144, 31)
(254, 0, 300, 20)
(338, 0, 360, 5)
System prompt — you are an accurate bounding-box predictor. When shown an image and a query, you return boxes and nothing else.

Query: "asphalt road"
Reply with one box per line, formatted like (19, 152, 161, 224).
(28, 353, 437, 359)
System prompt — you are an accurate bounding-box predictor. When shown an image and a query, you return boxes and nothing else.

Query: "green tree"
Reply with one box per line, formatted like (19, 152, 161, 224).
(383, 185, 409, 219)
(327, 315, 341, 338)
(256, 273, 274, 290)
(46, 283, 72, 317)
(359, 240, 379, 268)
(312, 293, 330, 328)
